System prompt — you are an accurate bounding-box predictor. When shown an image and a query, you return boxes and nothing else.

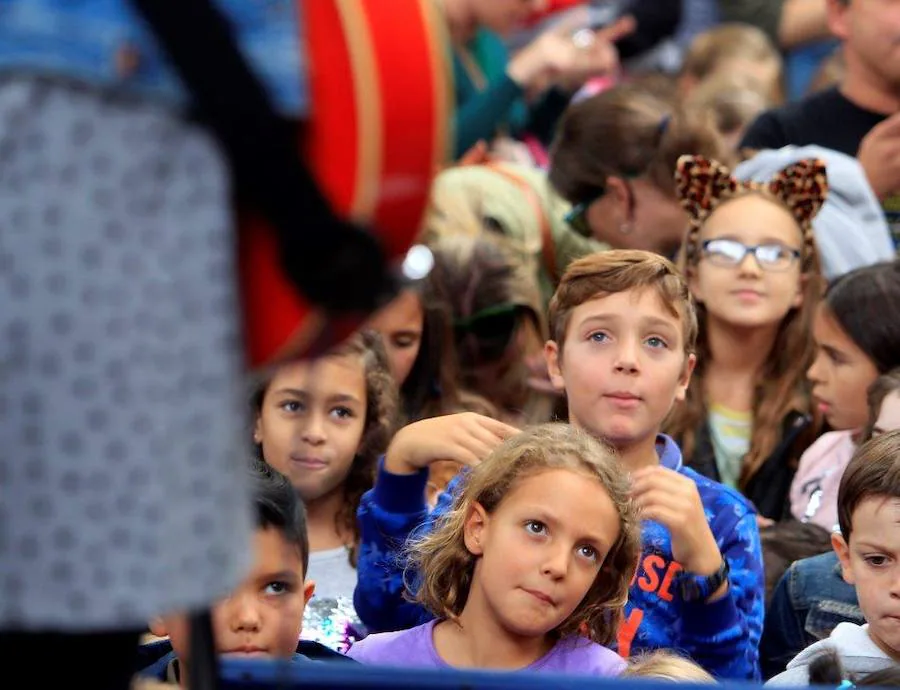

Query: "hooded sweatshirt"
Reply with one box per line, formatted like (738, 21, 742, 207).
(734, 145, 895, 281)
(354, 434, 765, 680)
(766, 622, 895, 685)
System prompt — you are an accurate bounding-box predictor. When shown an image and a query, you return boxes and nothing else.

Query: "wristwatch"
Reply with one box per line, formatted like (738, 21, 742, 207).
(678, 558, 730, 602)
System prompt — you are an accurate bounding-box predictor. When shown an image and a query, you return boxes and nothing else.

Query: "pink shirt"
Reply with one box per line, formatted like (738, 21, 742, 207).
(790, 430, 857, 531)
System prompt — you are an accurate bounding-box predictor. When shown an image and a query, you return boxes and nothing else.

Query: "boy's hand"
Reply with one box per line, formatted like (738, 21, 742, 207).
(384, 413, 519, 476)
(631, 466, 724, 577)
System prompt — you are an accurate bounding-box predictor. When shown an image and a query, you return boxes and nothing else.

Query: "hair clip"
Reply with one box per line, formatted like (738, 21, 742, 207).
(658, 115, 671, 137)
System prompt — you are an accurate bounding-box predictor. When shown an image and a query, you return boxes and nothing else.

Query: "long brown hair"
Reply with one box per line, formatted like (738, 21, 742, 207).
(668, 190, 823, 483)
(252, 330, 399, 566)
(407, 423, 641, 646)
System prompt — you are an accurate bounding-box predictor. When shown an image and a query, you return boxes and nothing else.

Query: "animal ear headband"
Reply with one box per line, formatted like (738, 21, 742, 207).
(675, 155, 828, 234)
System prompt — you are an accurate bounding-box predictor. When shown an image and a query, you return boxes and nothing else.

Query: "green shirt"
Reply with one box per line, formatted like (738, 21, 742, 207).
(451, 28, 570, 158)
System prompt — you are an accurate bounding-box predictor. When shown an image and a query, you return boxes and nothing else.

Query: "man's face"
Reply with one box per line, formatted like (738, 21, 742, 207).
(829, 0, 900, 92)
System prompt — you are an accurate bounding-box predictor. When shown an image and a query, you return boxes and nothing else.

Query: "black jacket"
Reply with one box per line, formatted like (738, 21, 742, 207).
(686, 411, 814, 521)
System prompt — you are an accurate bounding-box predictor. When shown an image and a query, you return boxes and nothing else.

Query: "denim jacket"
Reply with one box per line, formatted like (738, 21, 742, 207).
(0, 0, 307, 115)
(759, 551, 863, 680)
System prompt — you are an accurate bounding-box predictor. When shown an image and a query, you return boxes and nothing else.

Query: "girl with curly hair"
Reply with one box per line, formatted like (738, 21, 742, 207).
(348, 423, 641, 676)
(252, 330, 400, 651)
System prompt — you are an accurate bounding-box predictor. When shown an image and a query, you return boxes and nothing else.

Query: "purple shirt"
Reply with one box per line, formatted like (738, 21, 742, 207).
(347, 620, 626, 676)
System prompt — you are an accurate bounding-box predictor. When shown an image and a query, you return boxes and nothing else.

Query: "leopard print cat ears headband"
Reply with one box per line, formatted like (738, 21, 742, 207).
(674, 155, 829, 233)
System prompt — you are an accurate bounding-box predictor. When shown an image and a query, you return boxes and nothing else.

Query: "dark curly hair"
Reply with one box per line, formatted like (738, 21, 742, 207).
(252, 330, 399, 566)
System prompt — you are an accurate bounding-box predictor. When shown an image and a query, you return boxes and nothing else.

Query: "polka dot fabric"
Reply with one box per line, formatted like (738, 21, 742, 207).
(0, 78, 253, 630)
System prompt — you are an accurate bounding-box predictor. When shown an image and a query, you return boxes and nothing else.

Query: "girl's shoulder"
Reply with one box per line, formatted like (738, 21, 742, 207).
(534, 637, 626, 676)
(798, 429, 856, 468)
(345, 620, 437, 666)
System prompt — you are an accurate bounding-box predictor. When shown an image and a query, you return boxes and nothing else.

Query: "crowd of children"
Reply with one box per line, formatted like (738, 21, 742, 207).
(132, 3, 900, 687)
(7, 1, 900, 689)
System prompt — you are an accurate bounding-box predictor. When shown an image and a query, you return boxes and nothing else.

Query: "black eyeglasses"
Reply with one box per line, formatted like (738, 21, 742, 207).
(701, 238, 801, 271)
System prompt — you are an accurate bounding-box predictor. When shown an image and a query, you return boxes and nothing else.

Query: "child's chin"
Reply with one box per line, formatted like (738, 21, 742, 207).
(221, 651, 272, 660)
(597, 422, 646, 447)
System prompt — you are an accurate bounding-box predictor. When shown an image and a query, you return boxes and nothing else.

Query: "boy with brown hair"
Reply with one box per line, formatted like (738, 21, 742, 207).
(768, 430, 900, 685)
(354, 250, 765, 679)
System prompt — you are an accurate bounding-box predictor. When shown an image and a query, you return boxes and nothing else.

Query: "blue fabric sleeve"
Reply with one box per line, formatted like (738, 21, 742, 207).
(680, 511, 765, 681)
(353, 458, 459, 633)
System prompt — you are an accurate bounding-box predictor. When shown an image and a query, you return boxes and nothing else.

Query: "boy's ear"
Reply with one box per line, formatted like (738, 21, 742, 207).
(686, 267, 704, 304)
(253, 416, 262, 445)
(463, 502, 489, 556)
(675, 353, 697, 403)
(831, 532, 855, 585)
(303, 580, 316, 605)
(149, 617, 169, 638)
(544, 340, 566, 393)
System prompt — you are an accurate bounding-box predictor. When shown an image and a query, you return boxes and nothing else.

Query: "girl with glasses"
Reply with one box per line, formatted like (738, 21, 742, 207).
(665, 154, 828, 523)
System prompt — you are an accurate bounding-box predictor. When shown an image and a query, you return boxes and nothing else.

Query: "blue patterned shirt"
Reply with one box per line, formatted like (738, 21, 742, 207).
(354, 435, 765, 680)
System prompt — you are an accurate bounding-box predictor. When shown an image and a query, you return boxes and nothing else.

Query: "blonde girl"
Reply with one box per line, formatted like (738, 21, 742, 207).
(623, 651, 717, 683)
(348, 423, 641, 675)
(666, 155, 828, 521)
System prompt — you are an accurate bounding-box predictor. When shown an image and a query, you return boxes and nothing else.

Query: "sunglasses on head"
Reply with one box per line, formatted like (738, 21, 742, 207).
(564, 189, 605, 238)
(564, 177, 639, 239)
(454, 303, 527, 363)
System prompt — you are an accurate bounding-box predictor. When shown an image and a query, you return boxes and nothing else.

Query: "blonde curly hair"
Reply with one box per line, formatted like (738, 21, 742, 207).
(406, 423, 641, 646)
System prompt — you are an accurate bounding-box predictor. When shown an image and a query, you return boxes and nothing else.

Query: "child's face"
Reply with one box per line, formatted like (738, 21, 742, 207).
(713, 58, 781, 103)
(833, 497, 900, 660)
(808, 304, 880, 430)
(464, 468, 621, 638)
(365, 289, 423, 387)
(546, 288, 693, 448)
(255, 355, 367, 503)
(874, 392, 900, 438)
(155, 527, 314, 667)
(690, 195, 804, 331)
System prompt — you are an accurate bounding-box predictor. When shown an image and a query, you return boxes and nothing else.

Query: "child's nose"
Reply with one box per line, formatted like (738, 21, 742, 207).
(806, 353, 824, 383)
(541, 545, 570, 579)
(300, 413, 327, 445)
(888, 571, 900, 598)
(229, 593, 262, 632)
(613, 339, 640, 374)
(737, 250, 763, 276)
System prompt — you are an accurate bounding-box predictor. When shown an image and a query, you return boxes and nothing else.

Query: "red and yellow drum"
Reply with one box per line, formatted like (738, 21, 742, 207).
(240, 0, 451, 367)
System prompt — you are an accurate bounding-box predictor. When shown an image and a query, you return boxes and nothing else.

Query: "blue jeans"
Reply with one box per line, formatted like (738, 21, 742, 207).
(760, 551, 863, 679)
